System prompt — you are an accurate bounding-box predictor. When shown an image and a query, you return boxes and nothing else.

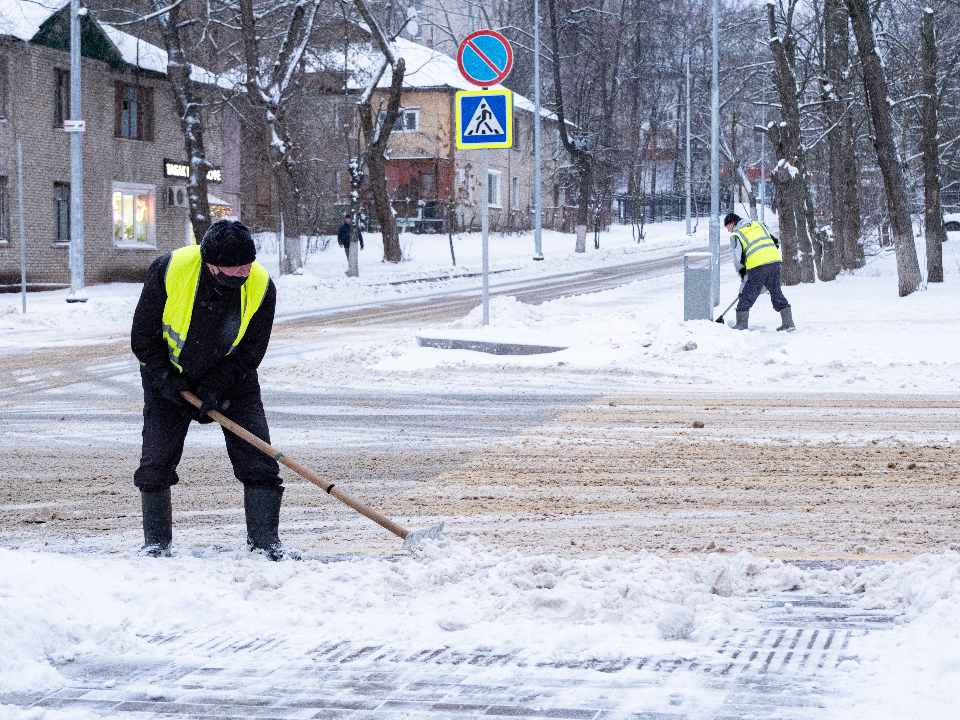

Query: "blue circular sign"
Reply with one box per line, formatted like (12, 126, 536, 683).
(457, 30, 513, 87)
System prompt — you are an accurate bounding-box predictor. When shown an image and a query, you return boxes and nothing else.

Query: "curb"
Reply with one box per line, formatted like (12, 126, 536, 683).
(416, 336, 568, 355)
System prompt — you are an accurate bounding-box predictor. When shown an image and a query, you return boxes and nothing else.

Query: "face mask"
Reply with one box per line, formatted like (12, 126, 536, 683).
(213, 269, 248, 289)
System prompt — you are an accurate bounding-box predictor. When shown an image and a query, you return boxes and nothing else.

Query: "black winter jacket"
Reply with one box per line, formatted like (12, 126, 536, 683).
(131, 253, 276, 394)
(337, 222, 363, 249)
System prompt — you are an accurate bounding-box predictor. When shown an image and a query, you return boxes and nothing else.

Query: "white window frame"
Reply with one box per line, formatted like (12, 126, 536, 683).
(378, 107, 419, 133)
(112, 181, 156, 249)
(488, 170, 502, 208)
(511, 176, 520, 210)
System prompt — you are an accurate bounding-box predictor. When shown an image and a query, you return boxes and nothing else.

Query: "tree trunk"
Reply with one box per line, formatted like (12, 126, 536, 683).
(921, 9, 945, 283)
(358, 59, 405, 264)
(823, 0, 863, 271)
(367, 151, 400, 262)
(575, 161, 591, 253)
(150, 0, 211, 245)
(846, 0, 922, 296)
(766, 3, 816, 285)
(274, 162, 302, 274)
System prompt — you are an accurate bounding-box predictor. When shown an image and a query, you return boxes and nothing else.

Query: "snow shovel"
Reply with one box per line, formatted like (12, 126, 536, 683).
(180, 391, 443, 551)
(715, 298, 737, 324)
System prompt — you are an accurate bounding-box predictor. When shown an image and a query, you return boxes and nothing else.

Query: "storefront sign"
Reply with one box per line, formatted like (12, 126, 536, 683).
(163, 159, 222, 183)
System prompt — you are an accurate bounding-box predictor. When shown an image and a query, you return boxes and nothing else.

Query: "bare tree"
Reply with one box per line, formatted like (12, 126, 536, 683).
(148, 0, 213, 244)
(921, 7, 945, 282)
(846, 0, 921, 296)
(238, 0, 322, 275)
(352, 0, 407, 264)
(822, 0, 863, 272)
(765, 0, 816, 285)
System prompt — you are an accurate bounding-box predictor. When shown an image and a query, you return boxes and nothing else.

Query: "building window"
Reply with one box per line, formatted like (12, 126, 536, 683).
(0, 176, 8, 242)
(379, 108, 419, 133)
(112, 183, 155, 246)
(511, 177, 520, 210)
(115, 82, 154, 140)
(55, 69, 70, 128)
(488, 170, 501, 207)
(53, 182, 70, 243)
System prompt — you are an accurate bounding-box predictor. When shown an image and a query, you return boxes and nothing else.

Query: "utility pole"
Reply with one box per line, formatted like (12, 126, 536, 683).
(17, 141, 26, 313)
(533, 0, 544, 259)
(685, 53, 691, 236)
(66, 0, 87, 303)
(709, 0, 720, 305)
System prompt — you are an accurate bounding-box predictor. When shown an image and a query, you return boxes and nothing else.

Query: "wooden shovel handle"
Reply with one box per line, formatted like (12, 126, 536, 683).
(181, 391, 410, 540)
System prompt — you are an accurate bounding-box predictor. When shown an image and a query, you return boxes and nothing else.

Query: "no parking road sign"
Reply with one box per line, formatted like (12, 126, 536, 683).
(455, 90, 513, 149)
(457, 30, 513, 87)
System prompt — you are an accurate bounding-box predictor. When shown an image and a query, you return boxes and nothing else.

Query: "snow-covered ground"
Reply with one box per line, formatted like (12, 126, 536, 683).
(0, 222, 706, 348)
(2, 542, 959, 717)
(4, 221, 960, 716)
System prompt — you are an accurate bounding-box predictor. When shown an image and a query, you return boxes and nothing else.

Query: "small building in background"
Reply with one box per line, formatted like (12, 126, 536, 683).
(0, 0, 233, 289)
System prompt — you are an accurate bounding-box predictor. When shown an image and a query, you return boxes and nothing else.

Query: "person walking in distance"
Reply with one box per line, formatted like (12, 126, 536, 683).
(337, 213, 363, 260)
(130, 220, 299, 560)
(725, 212, 796, 332)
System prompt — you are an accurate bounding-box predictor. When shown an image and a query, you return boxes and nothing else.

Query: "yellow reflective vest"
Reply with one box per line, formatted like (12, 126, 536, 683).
(732, 221, 781, 270)
(161, 245, 270, 372)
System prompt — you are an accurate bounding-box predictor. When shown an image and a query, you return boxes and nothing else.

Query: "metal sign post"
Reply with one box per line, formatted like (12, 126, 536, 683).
(456, 31, 514, 327)
(533, 0, 544, 260)
(709, 0, 720, 306)
(17, 141, 25, 313)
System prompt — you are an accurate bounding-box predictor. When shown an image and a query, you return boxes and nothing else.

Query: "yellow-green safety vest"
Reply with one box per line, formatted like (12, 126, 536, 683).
(732, 221, 782, 270)
(161, 245, 270, 372)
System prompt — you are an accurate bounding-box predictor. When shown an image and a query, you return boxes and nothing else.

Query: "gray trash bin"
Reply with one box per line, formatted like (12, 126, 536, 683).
(684, 252, 714, 321)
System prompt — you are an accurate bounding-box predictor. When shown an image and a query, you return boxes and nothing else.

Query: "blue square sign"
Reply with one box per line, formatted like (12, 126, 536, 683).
(456, 90, 513, 150)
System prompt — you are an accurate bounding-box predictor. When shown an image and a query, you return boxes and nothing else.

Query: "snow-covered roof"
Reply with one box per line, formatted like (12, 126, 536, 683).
(323, 35, 561, 124)
(0, 0, 224, 87)
(0, 0, 65, 41)
(98, 23, 226, 87)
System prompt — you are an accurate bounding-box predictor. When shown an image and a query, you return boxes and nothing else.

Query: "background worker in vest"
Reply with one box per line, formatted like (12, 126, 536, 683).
(725, 212, 796, 332)
(131, 220, 298, 560)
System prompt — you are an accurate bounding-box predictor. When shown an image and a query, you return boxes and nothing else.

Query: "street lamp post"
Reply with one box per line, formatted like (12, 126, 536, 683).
(709, 0, 720, 306)
(533, 0, 544, 260)
(66, 0, 87, 303)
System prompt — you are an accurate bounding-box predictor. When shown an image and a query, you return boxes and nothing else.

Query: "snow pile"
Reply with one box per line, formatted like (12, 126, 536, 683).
(0, 544, 804, 693)
(833, 553, 960, 717)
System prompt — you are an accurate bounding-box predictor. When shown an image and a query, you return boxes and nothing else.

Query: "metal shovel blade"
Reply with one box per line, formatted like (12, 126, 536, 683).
(402, 523, 444, 551)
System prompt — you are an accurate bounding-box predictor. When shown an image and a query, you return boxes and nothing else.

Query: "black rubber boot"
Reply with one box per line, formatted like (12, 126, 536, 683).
(139, 488, 172, 557)
(731, 310, 749, 330)
(244, 485, 301, 561)
(777, 305, 796, 332)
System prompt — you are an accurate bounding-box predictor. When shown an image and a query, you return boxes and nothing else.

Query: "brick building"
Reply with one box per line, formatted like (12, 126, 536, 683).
(0, 1, 234, 289)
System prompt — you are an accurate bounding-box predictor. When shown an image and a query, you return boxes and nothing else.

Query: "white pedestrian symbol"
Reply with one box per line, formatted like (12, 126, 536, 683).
(464, 99, 503, 136)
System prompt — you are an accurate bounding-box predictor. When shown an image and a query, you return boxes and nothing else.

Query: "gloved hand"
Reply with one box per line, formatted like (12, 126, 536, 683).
(194, 379, 229, 424)
(739, 267, 746, 280)
(151, 367, 190, 406)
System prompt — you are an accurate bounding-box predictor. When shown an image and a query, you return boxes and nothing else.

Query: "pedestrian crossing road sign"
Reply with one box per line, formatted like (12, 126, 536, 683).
(456, 90, 513, 150)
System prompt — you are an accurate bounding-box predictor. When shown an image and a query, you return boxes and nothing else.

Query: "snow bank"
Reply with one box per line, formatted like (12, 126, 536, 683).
(833, 553, 960, 717)
(3, 543, 958, 699)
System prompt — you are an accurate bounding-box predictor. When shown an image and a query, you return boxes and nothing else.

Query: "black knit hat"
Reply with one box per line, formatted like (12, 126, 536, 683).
(723, 212, 741, 227)
(200, 220, 256, 266)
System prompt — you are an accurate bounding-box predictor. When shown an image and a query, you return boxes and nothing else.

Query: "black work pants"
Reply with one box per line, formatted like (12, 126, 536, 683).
(134, 369, 281, 491)
(341, 243, 349, 258)
(737, 261, 790, 313)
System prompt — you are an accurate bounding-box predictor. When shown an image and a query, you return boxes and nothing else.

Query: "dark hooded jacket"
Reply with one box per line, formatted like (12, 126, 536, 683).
(131, 252, 276, 393)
